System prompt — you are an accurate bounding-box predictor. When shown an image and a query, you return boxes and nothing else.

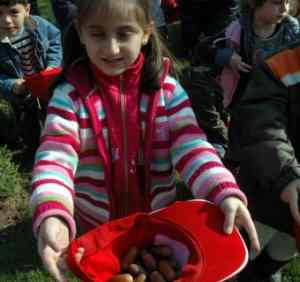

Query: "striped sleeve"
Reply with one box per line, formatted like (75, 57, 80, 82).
(30, 82, 79, 239)
(164, 76, 247, 205)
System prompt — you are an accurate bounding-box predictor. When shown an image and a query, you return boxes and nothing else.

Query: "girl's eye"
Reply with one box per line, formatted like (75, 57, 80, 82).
(90, 32, 105, 39)
(117, 32, 131, 40)
(10, 9, 20, 15)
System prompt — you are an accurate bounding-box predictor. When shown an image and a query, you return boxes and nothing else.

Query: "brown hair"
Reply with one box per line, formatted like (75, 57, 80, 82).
(60, 0, 177, 94)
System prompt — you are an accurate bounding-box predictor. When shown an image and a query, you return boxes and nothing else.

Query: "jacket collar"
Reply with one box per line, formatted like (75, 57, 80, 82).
(90, 52, 145, 91)
(66, 53, 145, 97)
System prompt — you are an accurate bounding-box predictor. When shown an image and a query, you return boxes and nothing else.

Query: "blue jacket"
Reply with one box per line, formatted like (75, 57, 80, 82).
(0, 16, 62, 101)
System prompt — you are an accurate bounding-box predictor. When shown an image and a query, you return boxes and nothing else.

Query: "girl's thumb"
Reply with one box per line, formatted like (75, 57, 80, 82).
(40, 218, 64, 252)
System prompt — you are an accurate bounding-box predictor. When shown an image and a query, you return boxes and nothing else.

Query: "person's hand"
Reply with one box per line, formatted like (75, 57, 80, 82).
(220, 197, 260, 253)
(229, 52, 252, 73)
(11, 79, 27, 96)
(38, 216, 70, 282)
(281, 179, 300, 225)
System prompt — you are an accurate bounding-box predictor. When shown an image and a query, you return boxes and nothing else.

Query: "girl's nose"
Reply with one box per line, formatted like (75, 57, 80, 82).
(104, 38, 120, 55)
(3, 15, 13, 24)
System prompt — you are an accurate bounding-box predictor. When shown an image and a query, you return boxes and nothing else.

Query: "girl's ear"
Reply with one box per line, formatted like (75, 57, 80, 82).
(142, 21, 154, 46)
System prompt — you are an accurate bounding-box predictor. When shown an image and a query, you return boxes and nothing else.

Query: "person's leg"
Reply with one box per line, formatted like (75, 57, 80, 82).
(238, 222, 297, 282)
(50, 0, 77, 30)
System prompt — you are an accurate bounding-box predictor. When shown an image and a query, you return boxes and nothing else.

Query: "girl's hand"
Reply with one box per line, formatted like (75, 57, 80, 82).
(281, 179, 300, 225)
(230, 52, 252, 73)
(220, 197, 260, 253)
(38, 216, 70, 282)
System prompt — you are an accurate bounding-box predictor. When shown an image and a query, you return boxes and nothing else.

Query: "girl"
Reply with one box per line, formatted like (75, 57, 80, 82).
(217, 0, 299, 110)
(30, 1, 260, 281)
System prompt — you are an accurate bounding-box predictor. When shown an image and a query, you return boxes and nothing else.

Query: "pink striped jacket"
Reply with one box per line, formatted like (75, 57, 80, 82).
(30, 57, 246, 239)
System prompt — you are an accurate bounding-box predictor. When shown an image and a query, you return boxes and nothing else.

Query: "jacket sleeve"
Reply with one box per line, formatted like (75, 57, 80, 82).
(0, 74, 18, 100)
(165, 76, 247, 205)
(36, 16, 63, 67)
(232, 64, 300, 195)
(215, 46, 235, 68)
(30, 82, 79, 239)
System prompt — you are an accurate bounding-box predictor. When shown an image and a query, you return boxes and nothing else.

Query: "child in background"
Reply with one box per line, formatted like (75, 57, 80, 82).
(231, 39, 300, 281)
(215, 0, 299, 281)
(0, 0, 62, 149)
(217, 0, 299, 110)
(29, 0, 260, 281)
(215, 0, 299, 169)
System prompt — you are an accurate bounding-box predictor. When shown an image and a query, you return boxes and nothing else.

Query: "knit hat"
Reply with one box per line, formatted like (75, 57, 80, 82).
(67, 200, 248, 282)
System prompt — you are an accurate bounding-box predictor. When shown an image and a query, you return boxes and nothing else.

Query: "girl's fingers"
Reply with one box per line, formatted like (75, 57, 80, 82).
(58, 251, 70, 272)
(223, 207, 236, 234)
(75, 247, 85, 263)
(239, 207, 260, 253)
(41, 245, 68, 282)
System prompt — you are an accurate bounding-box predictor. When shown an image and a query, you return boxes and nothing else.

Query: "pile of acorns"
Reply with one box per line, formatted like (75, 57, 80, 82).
(110, 244, 182, 282)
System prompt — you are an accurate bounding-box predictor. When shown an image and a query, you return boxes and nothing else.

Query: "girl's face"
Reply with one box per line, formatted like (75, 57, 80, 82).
(254, 0, 289, 25)
(0, 4, 30, 38)
(77, 6, 152, 76)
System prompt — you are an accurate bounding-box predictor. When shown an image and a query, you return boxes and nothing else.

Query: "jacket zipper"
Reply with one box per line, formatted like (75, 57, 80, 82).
(120, 75, 129, 216)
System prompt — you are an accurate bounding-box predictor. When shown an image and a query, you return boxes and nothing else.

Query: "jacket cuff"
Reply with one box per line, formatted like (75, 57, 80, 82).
(215, 48, 234, 67)
(0, 79, 17, 100)
(32, 201, 76, 240)
(208, 183, 248, 206)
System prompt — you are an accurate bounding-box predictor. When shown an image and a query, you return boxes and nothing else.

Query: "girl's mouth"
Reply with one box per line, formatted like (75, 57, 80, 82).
(103, 58, 123, 63)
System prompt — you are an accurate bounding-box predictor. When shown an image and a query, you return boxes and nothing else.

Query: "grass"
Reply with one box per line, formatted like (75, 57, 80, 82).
(0, 2, 300, 282)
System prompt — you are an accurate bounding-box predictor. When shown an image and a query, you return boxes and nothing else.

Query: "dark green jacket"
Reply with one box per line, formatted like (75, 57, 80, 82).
(231, 40, 300, 234)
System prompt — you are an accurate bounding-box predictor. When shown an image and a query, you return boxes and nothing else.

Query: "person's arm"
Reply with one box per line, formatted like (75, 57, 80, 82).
(165, 76, 259, 250)
(0, 74, 20, 99)
(30, 82, 79, 240)
(35, 16, 63, 67)
(165, 77, 246, 204)
(30, 82, 80, 282)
